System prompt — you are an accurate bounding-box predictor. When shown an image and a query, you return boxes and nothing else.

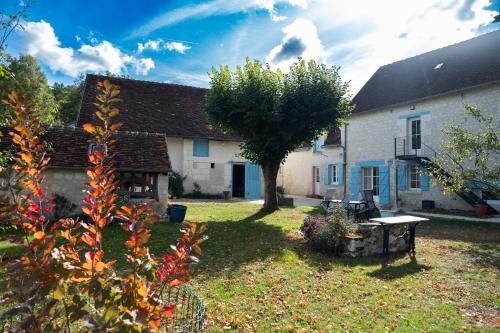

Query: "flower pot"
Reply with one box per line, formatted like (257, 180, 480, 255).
(474, 204, 489, 216)
(223, 190, 230, 200)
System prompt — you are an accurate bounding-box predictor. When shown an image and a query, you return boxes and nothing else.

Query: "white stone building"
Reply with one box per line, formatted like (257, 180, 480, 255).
(77, 75, 263, 200)
(281, 29, 500, 211)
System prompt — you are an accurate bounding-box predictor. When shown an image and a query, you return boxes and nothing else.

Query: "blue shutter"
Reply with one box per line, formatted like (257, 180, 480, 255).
(379, 166, 391, 205)
(397, 164, 406, 191)
(245, 163, 261, 199)
(337, 163, 344, 185)
(193, 138, 209, 157)
(421, 167, 430, 191)
(350, 167, 361, 200)
(323, 165, 330, 185)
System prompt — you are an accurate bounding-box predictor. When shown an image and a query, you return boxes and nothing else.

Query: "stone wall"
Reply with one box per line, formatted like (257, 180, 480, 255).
(339, 224, 408, 257)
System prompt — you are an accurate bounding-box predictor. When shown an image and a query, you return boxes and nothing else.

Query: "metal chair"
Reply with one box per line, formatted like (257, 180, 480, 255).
(320, 188, 337, 212)
(356, 189, 378, 221)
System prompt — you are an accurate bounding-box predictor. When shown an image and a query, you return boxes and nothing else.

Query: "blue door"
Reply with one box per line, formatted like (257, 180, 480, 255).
(245, 162, 261, 199)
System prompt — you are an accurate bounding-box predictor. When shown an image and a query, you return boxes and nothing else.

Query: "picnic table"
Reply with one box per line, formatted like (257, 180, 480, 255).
(369, 215, 429, 256)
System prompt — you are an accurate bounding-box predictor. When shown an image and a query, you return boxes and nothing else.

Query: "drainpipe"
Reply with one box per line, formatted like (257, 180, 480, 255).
(343, 124, 347, 195)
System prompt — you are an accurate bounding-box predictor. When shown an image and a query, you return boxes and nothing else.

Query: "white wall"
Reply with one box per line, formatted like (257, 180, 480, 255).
(279, 141, 344, 198)
(346, 84, 500, 210)
(167, 138, 262, 195)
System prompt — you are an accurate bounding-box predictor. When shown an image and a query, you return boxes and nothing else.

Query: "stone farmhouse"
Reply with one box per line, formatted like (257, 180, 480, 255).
(2, 31, 497, 213)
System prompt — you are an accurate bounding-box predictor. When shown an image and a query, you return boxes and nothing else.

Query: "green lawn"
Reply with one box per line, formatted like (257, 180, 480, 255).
(2, 202, 499, 332)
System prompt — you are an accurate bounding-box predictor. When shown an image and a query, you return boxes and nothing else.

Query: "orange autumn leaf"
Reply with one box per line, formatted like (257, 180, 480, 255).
(160, 305, 176, 318)
(33, 231, 46, 240)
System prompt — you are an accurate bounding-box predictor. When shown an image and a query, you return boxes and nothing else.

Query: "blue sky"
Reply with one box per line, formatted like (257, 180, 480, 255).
(4, 0, 500, 93)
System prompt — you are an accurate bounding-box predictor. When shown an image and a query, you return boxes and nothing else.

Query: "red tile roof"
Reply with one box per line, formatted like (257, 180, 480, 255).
(1, 126, 171, 173)
(77, 74, 241, 141)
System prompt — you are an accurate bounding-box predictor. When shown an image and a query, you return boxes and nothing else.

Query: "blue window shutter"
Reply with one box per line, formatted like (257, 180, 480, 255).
(350, 167, 361, 200)
(379, 166, 391, 205)
(397, 164, 406, 191)
(323, 165, 329, 185)
(337, 163, 344, 185)
(421, 167, 430, 191)
(193, 138, 209, 157)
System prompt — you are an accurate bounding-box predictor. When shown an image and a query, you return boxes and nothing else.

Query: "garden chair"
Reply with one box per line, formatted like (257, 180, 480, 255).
(320, 188, 337, 212)
(356, 189, 379, 221)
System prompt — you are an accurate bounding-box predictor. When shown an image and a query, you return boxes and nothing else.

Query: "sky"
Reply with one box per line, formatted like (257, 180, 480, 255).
(4, 0, 500, 94)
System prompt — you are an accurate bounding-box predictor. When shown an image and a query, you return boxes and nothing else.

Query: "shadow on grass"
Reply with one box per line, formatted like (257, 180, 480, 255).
(367, 257, 432, 280)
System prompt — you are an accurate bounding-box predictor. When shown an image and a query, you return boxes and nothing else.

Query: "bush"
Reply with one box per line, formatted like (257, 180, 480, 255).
(1, 83, 206, 332)
(169, 171, 186, 198)
(301, 206, 358, 253)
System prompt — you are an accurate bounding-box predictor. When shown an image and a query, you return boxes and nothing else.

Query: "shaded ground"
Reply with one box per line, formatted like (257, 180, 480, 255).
(1, 202, 499, 332)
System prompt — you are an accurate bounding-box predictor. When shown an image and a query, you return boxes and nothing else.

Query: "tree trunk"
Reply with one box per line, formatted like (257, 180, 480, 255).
(262, 161, 280, 212)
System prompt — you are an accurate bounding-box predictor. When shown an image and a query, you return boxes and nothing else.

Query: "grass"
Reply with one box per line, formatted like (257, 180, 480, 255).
(2, 202, 499, 332)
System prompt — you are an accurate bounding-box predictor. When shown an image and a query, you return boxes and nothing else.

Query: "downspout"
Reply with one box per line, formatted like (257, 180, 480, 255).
(343, 124, 347, 195)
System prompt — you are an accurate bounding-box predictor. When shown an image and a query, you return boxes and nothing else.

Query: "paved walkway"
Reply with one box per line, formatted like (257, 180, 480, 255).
(245, 195, 323, 207)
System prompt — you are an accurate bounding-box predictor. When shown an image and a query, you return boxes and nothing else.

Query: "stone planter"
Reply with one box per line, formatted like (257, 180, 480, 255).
(339, 224, 408, 257)
(278, 196, 294, 207)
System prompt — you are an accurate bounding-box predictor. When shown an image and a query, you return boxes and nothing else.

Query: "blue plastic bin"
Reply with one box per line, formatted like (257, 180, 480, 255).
(168, 204, 187, 223)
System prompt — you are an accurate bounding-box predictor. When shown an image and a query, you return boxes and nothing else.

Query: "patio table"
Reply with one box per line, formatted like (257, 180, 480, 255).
(369, 215, 429, 256)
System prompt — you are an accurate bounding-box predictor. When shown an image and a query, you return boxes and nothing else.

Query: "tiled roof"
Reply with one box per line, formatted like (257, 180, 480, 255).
(77, 74, 241, 141)
(353, 29, 500, 113)
(0, 126, 171, 172)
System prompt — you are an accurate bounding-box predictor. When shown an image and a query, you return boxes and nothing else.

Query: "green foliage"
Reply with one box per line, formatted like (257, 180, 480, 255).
(0, 54, 60, 125)
(51, 75, 85, 124)
(204, 57, 352, 211)
(429, 104, 500, 198)
(301, 206, 358, 253)
(168, 171, 186, 198)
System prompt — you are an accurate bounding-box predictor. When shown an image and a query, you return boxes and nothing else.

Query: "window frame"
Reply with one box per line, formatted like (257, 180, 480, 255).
(193, 138, 209, 157)
(408, 165, 421, 190)
(329, 164, 338, 185)
(361, 167, 380, 196)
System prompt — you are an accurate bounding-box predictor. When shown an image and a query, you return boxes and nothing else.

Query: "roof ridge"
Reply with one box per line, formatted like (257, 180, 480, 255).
(379, 29, 500, 68)
(86, 73, 208, 91)
(45, 125, 168, 137)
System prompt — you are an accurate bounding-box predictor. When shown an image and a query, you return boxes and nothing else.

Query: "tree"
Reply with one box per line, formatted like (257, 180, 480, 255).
(51, 75, 85, 124)
(0, 54, 60, 125)
(204, 58, 352, 212)
(0, 0, 33, 77)
(428, 104, 499, 198)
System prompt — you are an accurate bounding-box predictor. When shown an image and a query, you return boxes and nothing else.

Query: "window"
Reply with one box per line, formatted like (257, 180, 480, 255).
(410, 118, 421, 150)
(329, 164, 338, 184)
(117, 172, 158, 199)
(315, 167, 320, 182)
(361, 167, 379, 196)
(193, 138, 209, 157)
(409, 165, 421, 190)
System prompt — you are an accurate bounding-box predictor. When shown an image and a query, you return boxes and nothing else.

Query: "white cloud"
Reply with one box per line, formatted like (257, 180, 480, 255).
(19, 20, 155, 77)
(309, 0, 497, 93)
(137, 39, 191, 54)
(129, 0, 309, 38)
(266, 18, 326, 70)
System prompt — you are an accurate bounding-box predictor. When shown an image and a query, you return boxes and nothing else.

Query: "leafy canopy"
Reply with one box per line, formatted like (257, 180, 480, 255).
(204, 58, 352, 165)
